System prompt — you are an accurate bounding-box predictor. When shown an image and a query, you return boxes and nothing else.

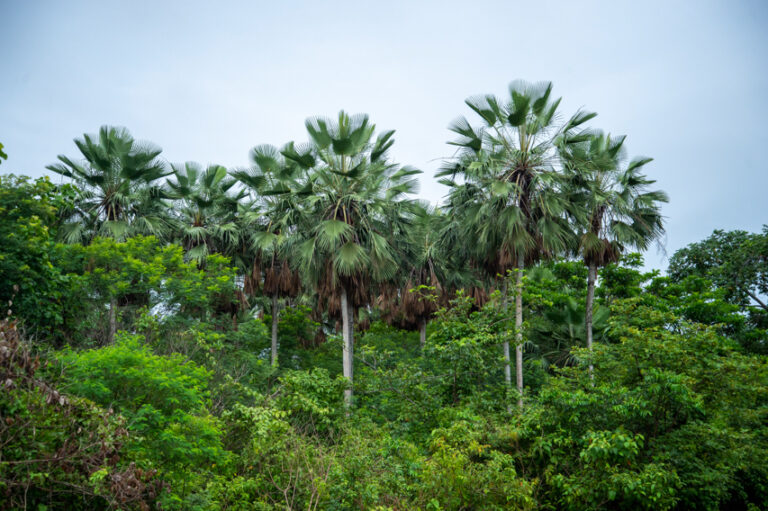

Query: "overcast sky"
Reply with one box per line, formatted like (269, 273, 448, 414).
(2, 0, 767, 270)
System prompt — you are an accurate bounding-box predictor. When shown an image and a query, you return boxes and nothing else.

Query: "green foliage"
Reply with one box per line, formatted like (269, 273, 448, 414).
(275, 368, 347, 434)
(200, 318, 274, 412)
(0, 175, 77, 337)
(3, 88, 767, 510)
(0, 318, 162, 510)
(275, 304, 323, 366)
(47, 125, 171, 243)
(438, 81, 595, 277)
(166, 161, 245, 265)
(52, 235, 238, 346)
(525, 261, 606, 369)
(214, 400, 333, 510)
(518, 296, 768, 510)
(425, 293, 506, 408)
(57, 334, 229, 506)
(421, 410, 536, 510)
(559, 130, 667, 267)
(669, 228, 768, 310)
(668, 228, 768, 353)
(293, 111, 421, 286)
(598, 252, 656, 302)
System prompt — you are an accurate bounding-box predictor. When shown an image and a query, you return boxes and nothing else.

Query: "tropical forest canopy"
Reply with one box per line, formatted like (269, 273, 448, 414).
(0, 80, 766, 510)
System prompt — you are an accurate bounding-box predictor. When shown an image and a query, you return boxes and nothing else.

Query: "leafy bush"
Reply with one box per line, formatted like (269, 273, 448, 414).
(0, 318, 163, 509)
(57, 334, 229, 507)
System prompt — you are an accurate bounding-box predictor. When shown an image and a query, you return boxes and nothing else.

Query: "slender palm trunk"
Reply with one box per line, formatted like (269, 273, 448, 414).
(419, 317, 427, 349)
(515, 255, 524, 409)
(586, 264, 597, 380)
(108, 297, 117, 344)
(271, 294, 279, 367)
(348, 301, 355, 370)
(340, 287, 353, 408)
(502, 278, 512, 410)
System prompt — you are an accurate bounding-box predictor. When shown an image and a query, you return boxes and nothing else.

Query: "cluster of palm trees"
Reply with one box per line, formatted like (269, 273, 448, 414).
(48, 80, 667, 409)
(439, 81, 667, 402)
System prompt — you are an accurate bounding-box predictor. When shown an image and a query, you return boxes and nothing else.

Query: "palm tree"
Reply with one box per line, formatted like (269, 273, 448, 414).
(290, 111, 421, 407)
(47, 126, 170, 343)
(438, 81, 595, 408)
(559, 131, 667, 375)
(233, 144, 308, 367)
(166, 162, 245, 266)
(380, 207, 472, 347)
(46, 125, 171, 244)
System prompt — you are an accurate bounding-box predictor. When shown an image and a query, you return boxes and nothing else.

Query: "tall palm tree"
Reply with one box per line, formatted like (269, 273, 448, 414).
(559, 131, 667, 374)
(166, 162, 245, 266)
(233, 144, 308, 367)
(46, 125, 171, 244)
(290, 111, 421, 407)
(438, 81, 595, 408)
(47, 126, 170, 343)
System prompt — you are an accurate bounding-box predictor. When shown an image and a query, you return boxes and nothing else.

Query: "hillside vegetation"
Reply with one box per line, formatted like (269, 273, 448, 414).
(1, 80, 766, 510)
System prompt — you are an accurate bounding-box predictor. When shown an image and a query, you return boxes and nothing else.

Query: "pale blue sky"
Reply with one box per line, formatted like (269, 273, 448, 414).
(2, 0, 767, 270)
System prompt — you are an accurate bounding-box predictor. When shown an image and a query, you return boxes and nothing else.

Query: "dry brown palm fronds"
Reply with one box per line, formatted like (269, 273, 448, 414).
(584, 238, 622, 267)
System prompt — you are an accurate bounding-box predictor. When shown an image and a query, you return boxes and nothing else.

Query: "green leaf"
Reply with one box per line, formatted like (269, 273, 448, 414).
(334, 242, 369, 276)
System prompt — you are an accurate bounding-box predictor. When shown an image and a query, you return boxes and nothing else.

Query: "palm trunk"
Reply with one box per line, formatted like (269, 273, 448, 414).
(502, 278, 512, 411)
(586, 264, 597, 380)
(515, 254, 524, 409)
(108, 297, 117, 344)
(419, 317, 427, 349)
(340, 287, 353, 409)
(348, 301, 355, 371)
(271, 294, 279, 367)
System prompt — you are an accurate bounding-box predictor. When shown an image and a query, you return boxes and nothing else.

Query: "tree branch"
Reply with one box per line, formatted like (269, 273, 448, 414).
(746, 289, 768, 312)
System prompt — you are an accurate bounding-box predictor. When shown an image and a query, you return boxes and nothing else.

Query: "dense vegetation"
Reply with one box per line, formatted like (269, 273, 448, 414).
(0, 81, 766, 510)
